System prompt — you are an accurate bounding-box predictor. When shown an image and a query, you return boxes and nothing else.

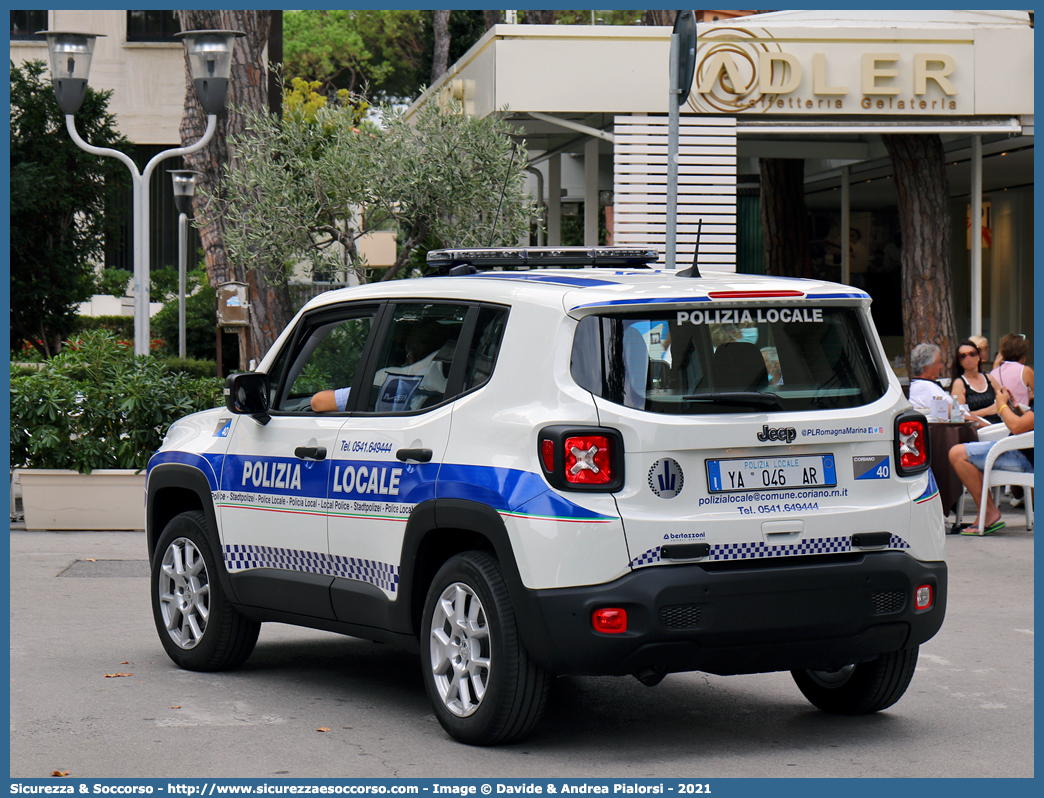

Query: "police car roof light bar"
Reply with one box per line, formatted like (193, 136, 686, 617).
(428, 247, 659, 274)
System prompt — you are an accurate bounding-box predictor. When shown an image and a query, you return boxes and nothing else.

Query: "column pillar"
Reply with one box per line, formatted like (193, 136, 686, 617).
(841, 165, 851, 285)
(547, 154, 562, 246)
(584, 137, 599, 246)
(971, 134, 983, 336)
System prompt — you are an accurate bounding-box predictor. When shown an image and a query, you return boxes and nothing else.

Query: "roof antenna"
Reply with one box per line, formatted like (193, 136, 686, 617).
(488, 141, 519, 247)
(676, 218, 703, 278)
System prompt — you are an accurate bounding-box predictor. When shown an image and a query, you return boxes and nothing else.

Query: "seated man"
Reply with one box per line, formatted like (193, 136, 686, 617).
(949, 384, 1033, 536)
(908, 342, 945, 411)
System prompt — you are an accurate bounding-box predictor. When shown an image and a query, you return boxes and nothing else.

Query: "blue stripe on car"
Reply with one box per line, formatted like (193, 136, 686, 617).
(806, 292, 870, 299)
(436, 463, 615, 521)
(569, 296, 713, 311)
(149, 449, 612, 522)
(147, 451, 223, 490)
(915, 471, 940, 504)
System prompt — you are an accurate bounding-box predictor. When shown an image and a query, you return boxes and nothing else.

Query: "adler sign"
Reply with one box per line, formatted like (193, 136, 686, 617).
(689, 26, 975, 115)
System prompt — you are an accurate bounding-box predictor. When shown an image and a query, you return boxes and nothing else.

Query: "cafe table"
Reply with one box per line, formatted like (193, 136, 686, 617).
(927, 420, 979, 524)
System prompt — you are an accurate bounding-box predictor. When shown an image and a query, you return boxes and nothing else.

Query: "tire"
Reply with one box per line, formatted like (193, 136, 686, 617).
(791, 646, 919, 715)
(151, 511, 260, 671)
(420, 551, 551, 745)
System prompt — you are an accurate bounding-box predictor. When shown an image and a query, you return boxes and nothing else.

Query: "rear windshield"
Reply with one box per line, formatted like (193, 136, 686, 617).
(571, 305, 886, 414)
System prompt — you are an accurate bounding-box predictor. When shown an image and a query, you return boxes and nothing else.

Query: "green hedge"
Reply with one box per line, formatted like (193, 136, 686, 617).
(158, 357, 218, 379)
(10, 329, 224, 473)
(74, 314, 135, 338)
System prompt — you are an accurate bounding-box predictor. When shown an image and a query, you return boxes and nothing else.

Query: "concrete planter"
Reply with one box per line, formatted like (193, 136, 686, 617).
(18, 469, 146, 530)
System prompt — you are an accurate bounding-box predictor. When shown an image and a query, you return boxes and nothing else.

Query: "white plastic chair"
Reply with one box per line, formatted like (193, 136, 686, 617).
(953, 424, 1005, 528)
(953, 424, 1033, 532)
(976, 422, 1014, 443)
(974, 430, 1034, 532)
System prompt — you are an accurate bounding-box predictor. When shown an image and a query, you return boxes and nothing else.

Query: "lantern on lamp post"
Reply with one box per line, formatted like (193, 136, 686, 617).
(40, 28, 244, 356)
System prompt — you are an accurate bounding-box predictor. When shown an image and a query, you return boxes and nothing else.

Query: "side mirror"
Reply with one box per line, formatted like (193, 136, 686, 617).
(224, 372, 271, 424)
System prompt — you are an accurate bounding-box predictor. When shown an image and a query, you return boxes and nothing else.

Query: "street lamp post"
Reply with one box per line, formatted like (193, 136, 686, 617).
(169, 170, 202, 359)
(41, 29, 243, 356)
(666, 10, 697, 272)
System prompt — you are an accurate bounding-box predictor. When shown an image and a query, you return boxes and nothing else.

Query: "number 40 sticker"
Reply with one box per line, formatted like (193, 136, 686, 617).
(853, 455, 890, 480)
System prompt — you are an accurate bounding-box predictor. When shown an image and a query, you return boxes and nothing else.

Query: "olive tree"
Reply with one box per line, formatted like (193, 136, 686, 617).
(204, 93, 534, 284)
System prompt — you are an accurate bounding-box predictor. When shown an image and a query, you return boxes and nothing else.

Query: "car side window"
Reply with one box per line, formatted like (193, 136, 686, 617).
(274, 310, 376, 413)
(464, 306, 509, 391)
(367, 303, 469, 413)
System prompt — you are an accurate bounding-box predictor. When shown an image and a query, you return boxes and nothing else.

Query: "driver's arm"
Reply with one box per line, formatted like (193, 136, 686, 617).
(310, 390, 338, 412)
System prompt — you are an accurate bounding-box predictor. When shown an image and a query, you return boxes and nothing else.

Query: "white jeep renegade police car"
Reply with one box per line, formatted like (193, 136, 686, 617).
(147, 247, 945, 745)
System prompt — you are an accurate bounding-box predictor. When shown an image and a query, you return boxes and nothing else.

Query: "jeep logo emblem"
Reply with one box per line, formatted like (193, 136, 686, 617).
(757, 424, 797, 443)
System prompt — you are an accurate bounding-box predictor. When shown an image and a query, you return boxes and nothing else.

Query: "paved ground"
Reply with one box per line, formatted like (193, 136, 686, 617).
(8, 502, 1034, 780)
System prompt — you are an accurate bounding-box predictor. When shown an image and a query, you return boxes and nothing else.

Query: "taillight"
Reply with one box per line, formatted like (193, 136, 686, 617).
(592, 608, 627, 633)
(894, 412, 930, 475)
(564, 435, 611, 484)
(537, 426, 624, 492)
(898, 421, 925, 468)
(915, 584, 933, 610)
(541, 439, 555, 472)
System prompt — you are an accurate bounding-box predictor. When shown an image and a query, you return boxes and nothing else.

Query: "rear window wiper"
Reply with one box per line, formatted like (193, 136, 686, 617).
(682, 391, 783, 409)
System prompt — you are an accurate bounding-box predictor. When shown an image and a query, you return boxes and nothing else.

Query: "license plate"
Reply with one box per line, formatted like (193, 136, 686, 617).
(706, 454, 836, 493)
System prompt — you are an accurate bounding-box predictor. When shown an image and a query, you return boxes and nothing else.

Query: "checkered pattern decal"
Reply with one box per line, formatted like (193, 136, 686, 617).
(629, 534, 911, 568)
(630, 547, 662, 567)
(327, 554, 399, 592)
(224, 545, 399, 593)
(710, 536, 850, 561)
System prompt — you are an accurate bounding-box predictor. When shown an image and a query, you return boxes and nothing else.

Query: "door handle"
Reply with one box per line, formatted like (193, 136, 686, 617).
(295, 446, 327, 460)
(396, 448, 433, 463)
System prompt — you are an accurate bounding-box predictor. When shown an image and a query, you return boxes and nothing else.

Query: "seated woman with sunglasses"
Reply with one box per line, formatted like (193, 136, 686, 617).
(951, 340, 1002, 425)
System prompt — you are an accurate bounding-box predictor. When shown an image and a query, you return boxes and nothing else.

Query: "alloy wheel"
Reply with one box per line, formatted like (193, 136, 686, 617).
(428, 582, 491, 717)
(157, 536, 211, 649)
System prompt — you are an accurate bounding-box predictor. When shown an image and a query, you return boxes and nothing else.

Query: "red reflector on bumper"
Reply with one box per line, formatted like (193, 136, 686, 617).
(592, 608, 627, 633)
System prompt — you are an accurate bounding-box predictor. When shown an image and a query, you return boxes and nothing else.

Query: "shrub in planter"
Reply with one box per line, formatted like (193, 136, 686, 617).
(10, 329, 223, 473)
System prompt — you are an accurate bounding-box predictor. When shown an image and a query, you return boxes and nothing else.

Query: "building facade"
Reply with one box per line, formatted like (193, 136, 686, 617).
(409, 10, 1034, 363)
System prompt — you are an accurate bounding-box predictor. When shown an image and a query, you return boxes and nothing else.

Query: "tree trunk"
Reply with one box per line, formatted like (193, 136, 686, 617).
(431, 11, 451, 85)
(178, 10, 293, 369)
(882, 133, 958, 368)
(641, 11, 678, 26)
(482, 10, 503, 30)
(759, 158, 812, 278)
(524, 11, 557, 25)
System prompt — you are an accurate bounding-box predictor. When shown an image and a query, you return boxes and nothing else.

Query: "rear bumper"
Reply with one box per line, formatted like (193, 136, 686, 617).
(514, 551, 946, 677)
